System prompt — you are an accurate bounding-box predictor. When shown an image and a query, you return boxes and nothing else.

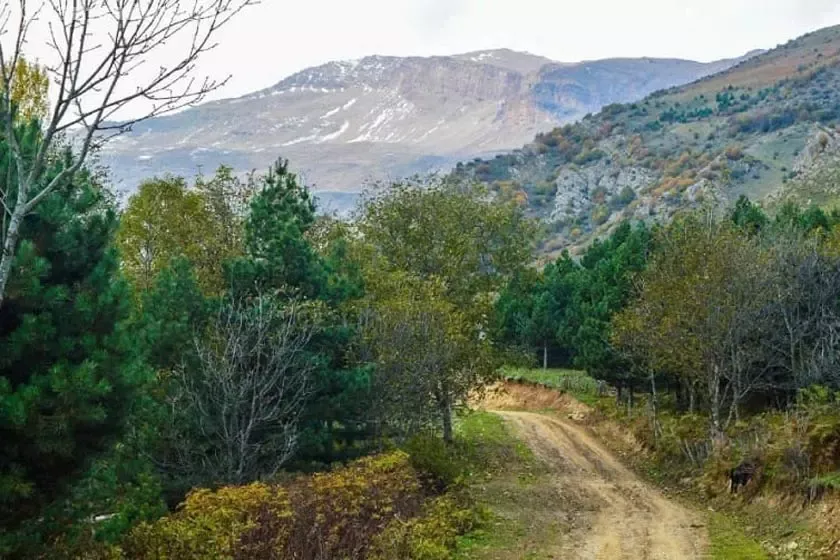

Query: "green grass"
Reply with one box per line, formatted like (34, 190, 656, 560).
(456, 410, 535, 468)
(708, 512, 768, 560)
(502, 367, 603, 406)
(452, 412, 562, 559)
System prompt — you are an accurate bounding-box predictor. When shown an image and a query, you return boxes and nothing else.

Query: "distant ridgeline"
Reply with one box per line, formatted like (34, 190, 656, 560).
(453, 25, 840, 257)
(99, 48, 751, 198)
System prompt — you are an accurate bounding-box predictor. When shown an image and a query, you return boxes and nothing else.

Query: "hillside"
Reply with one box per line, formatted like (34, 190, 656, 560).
(453, 25, 840, 257)
(98, 49, 752, 207)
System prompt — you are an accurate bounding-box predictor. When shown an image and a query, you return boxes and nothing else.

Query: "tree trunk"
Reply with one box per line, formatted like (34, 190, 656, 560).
(726, 386, 741, 429)
(441, 395, 454, 444)
(650, 370, 658, 447)
(710, 369, 724, 441)
(688, 382, 696, 414)
(542, 343, 548, 370)
(0, 207, 24, 310)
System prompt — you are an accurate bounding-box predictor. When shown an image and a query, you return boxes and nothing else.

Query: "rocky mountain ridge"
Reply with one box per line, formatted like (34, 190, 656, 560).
(452, 26, 840, 258)
(99, 48, 755, 209)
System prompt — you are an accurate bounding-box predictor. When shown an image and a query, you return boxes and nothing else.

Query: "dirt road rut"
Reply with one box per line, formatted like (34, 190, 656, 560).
(496, 411, 708, 559)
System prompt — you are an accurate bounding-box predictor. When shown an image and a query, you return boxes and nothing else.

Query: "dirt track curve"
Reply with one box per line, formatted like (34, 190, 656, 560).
(496, 410, 708, 560)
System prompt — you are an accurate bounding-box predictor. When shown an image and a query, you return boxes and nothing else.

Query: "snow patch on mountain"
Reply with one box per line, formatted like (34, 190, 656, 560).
(282, 134, 318, 147)
(318, 121, 350, 142)
(470, 52, 498, 63)
(321, 106, 342, 119)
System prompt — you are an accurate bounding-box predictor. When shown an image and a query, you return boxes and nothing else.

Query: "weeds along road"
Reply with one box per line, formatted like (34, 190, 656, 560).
(495, 411, 708, 560)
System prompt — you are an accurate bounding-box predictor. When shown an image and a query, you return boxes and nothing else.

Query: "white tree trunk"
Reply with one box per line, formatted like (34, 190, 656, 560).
(0, 206, 24, 309)
(0, 0, 256, 309)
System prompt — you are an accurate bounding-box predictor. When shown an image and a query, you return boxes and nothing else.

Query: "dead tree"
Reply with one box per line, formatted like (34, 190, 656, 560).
(0, 0, 256, 309)
(177, 294, 314, 485)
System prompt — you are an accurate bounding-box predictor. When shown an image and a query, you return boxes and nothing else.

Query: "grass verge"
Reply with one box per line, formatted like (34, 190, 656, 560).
(501, 367, 603, 406)
(708, 512, 769, 560)
(452, 411, 569, 560)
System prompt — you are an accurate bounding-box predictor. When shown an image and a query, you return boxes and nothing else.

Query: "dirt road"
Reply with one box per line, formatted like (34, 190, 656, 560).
(496, 410, 708, 559)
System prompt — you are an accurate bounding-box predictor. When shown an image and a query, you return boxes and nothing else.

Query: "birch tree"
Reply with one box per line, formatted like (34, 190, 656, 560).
(0, 0, 256, 309)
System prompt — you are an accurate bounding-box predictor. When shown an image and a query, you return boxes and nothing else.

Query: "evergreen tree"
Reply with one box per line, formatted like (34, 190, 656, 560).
(137, 257, 210, 373)
(570, 222, 652, 392)
(0, 137, 151, 550)
(731, 195, 769, 235)
(231, 159, 372, 465)
(240, 158, 324, 297)
(495, 268, 544, 360)
(496, 266, 570, 369)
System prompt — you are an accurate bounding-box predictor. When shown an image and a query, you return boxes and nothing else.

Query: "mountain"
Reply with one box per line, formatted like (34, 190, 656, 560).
(98, 48, 755, 207)
(452, 26, 840, 258)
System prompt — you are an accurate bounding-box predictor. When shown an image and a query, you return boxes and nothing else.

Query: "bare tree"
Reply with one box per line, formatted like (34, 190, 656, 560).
(762, 233, 840, 396)
(0, 0, 256, 309)
(175, 294, 314, 485)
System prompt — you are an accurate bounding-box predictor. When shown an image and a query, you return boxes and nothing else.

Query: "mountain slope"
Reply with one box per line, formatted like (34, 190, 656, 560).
(453, 25, 840, 257)
(99, 49, 753, 202)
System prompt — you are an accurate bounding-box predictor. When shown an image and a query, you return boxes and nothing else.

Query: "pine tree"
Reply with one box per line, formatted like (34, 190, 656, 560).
(240, 158, 324, 297)
(231, 158, 372, 465)
(0, 135, 150, 550)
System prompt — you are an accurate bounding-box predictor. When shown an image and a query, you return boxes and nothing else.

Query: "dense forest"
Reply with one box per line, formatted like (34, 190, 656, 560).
(498, 197, 840, 426)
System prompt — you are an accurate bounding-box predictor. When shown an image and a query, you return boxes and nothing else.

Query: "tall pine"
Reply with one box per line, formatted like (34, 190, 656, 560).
(0, 129, 150, 549)
(232, 159, 372, 465)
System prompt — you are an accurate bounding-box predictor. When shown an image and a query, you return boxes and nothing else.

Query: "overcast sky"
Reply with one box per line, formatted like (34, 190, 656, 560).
(197, 0, 840, 97)
(16, 0, 840, 115)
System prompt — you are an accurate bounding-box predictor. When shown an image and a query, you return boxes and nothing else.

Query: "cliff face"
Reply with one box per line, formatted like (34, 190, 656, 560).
(98, 49, 751, 203)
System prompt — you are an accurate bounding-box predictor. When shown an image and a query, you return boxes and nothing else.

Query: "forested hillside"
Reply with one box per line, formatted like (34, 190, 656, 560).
(455, 25, 840, 256)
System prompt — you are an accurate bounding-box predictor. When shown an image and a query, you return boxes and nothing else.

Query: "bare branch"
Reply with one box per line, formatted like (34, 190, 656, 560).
(174, 294, 314, 485)
(0, 0, 258, 309)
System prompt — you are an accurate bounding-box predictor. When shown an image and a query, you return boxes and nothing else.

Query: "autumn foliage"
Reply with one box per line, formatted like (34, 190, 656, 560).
(105, 451, 470, 559)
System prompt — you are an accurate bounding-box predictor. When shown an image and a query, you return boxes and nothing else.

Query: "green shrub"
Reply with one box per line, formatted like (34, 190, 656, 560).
(591, 204, 610, 226)
(656, 413, 711, 468)
(611, 186, 637, 209)
(404, 434, 466, 490)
